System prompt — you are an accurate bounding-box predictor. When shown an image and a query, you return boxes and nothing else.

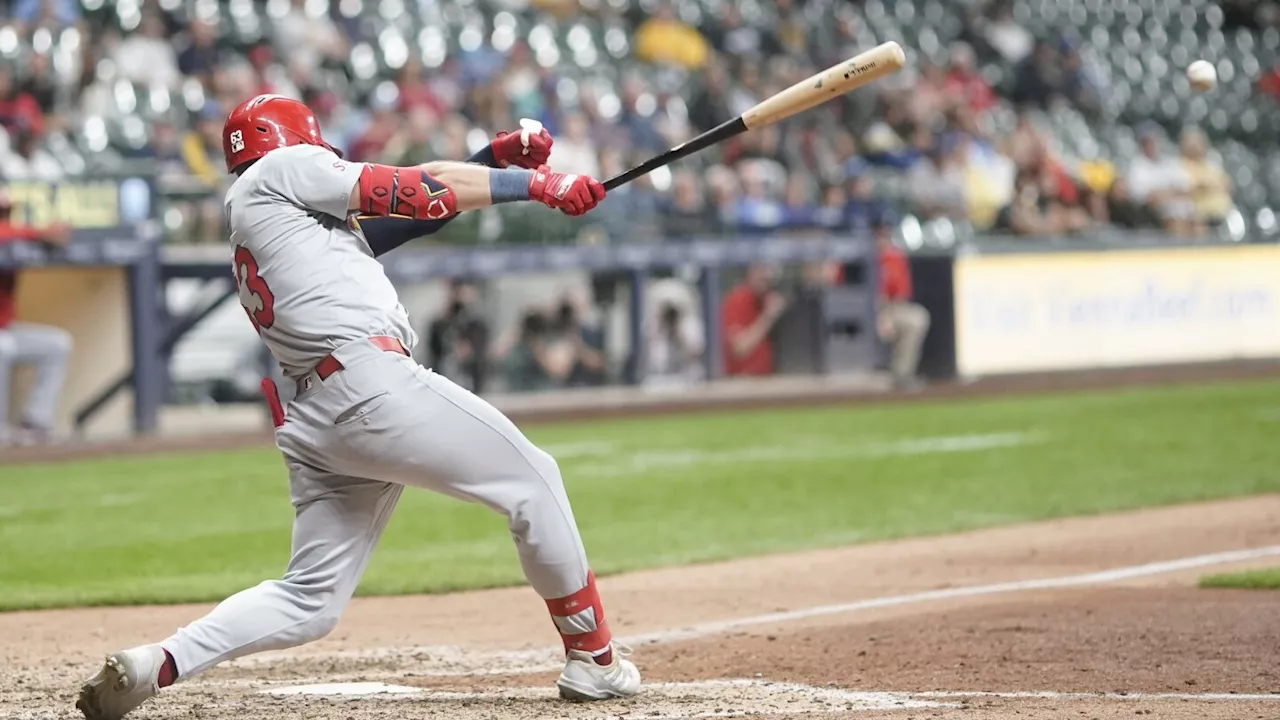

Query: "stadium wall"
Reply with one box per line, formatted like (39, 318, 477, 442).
(953, 244, 1280, 376)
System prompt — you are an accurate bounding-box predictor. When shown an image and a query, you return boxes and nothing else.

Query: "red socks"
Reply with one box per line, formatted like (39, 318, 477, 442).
(545, 571, 613, 666)
(157, 650, 178, 688)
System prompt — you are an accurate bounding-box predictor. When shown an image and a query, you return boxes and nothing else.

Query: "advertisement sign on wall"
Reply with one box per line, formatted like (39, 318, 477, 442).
(3, 177, 151, 235)
(954, 246, 1280, 376)
(0, 178, 155, 268)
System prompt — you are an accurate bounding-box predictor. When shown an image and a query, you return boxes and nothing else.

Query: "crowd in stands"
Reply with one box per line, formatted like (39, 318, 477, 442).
(0, 0, 1268, 245)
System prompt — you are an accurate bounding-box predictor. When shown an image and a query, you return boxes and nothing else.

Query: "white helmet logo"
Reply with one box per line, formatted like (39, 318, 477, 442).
(229, 130, 245, 153)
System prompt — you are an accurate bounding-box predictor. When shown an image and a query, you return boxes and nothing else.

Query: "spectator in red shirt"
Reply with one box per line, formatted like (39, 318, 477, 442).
(1259, 66, 1280, 102)
(875, 222, 930, 390)
(0, 190, 73, 444)
(0, 66, 44, 138)
(396, 57, 448, 116)
(944, 42, 996, 113)
(348, 97, 400, 162)
(721, 264, 788, 376)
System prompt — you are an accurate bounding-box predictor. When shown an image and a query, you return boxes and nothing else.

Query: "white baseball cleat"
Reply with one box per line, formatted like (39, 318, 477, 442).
(76, 645, 166, 720)
(557, 642, 641, 701)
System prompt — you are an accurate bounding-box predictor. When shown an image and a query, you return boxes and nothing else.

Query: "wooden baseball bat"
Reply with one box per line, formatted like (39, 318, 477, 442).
(602, 41, 907, 191)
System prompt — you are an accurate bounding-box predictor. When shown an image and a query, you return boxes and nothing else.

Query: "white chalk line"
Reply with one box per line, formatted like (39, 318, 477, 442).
(616, 543, 1280, 648)
(232, 543, 1280, 679)
(259, 682, 1280, 704)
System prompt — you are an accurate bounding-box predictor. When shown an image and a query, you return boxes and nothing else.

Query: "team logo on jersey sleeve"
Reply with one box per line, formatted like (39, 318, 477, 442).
(229, 130, 245, 153)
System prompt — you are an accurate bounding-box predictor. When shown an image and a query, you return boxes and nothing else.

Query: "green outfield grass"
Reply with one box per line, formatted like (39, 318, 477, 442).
(1200, 568, 1280, 589)
(2, 378, 1278, 611)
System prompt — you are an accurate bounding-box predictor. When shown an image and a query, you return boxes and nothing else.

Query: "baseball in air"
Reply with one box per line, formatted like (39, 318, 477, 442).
(1187, 60, 1217, 91)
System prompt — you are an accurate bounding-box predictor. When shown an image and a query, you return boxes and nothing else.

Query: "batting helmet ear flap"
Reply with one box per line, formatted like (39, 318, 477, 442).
(223, 95, 339, 172)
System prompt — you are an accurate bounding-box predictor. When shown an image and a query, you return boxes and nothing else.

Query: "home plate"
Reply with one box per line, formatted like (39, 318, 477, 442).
(263, 679, 947, 715)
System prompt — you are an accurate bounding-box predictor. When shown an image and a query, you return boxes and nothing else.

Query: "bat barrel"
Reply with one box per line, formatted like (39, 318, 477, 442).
(601, 43, 906, 191)
(742, 41, 906, 130)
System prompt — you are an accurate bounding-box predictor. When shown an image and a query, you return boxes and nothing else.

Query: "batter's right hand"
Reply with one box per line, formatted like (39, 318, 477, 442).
(528, 166, 607, 217)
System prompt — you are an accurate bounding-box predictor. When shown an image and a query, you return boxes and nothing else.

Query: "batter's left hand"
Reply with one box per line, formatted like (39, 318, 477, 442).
(528, 166, 607, 217)
(492, 118, 552, 169)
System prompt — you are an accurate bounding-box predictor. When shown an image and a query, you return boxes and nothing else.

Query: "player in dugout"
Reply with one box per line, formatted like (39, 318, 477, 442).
(0, 188, 73, 445)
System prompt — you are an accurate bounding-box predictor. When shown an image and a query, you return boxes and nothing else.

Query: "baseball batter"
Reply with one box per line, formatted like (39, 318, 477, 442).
(76, 95, 639, 720)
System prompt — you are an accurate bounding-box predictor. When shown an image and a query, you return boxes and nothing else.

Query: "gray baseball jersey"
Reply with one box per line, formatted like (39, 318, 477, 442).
(154, 142, 609, 689)
(225, 144, 417, 378)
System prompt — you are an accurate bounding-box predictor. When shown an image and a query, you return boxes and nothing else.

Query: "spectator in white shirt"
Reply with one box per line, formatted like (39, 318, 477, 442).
(112, 11, 181, 88)
(272, 0, 347, 77)
(0, 125, 63, 182)
(985, 1, 1034, 64)
(907, 135, 969, 220)
(1127, 126, 1196, 236)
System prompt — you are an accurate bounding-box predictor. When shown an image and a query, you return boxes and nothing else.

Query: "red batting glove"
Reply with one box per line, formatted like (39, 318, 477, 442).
(528, 165, 607, 217)
(492, 119, 553, 169)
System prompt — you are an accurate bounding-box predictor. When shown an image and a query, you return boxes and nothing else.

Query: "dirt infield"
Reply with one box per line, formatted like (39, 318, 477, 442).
(4, 495, 1279, 719)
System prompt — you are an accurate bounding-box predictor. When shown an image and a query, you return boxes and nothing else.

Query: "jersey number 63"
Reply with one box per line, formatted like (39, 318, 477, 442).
(234, 246, 276, 331)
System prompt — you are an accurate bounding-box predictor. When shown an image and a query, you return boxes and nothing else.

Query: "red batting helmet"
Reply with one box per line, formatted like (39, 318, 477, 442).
(222, 94, 342, 172)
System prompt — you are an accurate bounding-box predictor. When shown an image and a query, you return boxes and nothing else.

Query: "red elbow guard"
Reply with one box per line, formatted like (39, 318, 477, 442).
(357, 164, 458, 220)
